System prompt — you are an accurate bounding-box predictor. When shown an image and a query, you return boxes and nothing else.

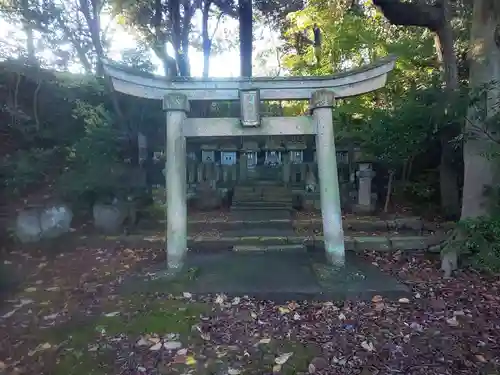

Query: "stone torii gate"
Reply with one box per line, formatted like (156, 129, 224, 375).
(102, 56, 396, 271)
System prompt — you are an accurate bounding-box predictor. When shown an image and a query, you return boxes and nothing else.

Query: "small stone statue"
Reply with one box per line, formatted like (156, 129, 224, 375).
(305, 169, 317, 193)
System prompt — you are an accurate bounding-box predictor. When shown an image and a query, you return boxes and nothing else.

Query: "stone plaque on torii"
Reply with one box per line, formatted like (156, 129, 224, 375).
(102, 55, 396, 271)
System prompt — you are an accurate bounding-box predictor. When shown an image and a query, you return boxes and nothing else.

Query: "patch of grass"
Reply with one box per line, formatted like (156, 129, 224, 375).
(43, 296, 210, 375)
(120, 267, 201, 295)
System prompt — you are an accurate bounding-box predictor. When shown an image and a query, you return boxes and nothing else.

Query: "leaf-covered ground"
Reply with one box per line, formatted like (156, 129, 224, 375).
(1, 236, 500, 375)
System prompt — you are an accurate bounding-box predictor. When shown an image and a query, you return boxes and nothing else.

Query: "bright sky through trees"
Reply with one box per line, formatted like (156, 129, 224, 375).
(0, 8, 282, 77)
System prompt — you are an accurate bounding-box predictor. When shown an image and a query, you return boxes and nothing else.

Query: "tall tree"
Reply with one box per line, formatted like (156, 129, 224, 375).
(372, 0, 464, 219)
(239, 0, 252, 76)
(442, 0, 500, 275)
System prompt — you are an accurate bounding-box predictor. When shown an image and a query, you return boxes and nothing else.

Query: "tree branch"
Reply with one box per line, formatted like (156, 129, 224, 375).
(372, 0, 444, 32)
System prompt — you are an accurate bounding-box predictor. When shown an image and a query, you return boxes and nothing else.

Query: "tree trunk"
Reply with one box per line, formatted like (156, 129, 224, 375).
(239, 0, 253, 77)
(21, 0, 35, 63)
(202, 0, 212, 78)
(435, 0, 461, 219)
(79, 0, 126, 129)
(169, 0, 191, 77)
(441, 0, 500, 276)
(461, 0, 499, 219)
(384, 170, 394, 213)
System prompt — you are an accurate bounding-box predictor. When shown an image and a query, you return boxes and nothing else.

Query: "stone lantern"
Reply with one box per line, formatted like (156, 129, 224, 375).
(353, 161, 376, 213)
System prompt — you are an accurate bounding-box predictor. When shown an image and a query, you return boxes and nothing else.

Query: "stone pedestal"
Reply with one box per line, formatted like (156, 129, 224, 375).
(353, 163, 376, 213)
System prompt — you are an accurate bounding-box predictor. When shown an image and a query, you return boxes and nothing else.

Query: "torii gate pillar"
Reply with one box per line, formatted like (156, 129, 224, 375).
(310, 90, 344, 266)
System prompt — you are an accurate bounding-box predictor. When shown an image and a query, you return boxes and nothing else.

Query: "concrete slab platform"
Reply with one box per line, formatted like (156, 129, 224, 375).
(123, 251, 410, 302)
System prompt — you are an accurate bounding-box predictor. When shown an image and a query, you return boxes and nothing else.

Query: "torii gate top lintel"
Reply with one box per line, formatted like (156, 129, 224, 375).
(101, 55, 396, 101)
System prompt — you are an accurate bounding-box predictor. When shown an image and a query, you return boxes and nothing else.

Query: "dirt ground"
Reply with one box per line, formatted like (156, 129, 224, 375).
(0, 230, 499, 375)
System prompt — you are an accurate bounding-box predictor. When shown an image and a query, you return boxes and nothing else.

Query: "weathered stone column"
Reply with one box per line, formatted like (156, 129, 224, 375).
(164, 93, 189, 270)
(354, 163, 375, 213)
(311, 90, 345, 266)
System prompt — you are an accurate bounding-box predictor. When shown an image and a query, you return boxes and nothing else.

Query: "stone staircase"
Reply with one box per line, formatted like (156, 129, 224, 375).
(231, 182, 293, 211)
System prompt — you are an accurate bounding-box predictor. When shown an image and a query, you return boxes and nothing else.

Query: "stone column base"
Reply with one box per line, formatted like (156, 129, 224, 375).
(351, 203, 376, 214)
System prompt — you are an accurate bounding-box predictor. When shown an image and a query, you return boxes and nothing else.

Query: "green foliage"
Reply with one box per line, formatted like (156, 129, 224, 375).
(452, 217, 500, 274)
(0, 148, 59, 198)
(57, 101, 133, 205)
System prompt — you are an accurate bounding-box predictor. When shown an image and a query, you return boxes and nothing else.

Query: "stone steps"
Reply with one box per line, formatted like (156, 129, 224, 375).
(232, 184, 294, 212)
(186, 233, 446, 252)
(185, 213, 449, 253)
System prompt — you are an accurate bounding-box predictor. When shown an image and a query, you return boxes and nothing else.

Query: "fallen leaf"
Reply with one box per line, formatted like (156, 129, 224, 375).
(149, 343, 162, 351)
(185, 355, 196, 366)
(104, 311, 120, 317)
(214, 294, 226, 304)
(231, 297, 241, 305)
(176, 348, 187, 356)
(258, 338, 271, 345)
(475, 354, 487, 363)
(250, 311, 258, 319)
(398, 298, 410, 304)
(275, 352, 293, 365)
(308, 357, 328, 373)
(2, 309, 18, 319)
(24, 287, 37, 293)
(200, 332, 210, 341)
(28, 342, 52, 356)
(360, 341, 375, 352)
(136, 337, 149, 347)
(278, 306, 290, 314)
(288, 301, 299, 310)
(293, 312, 301, 320)
(371, 295, 383, 303)
(183, 292, 192, 298)
(163, 341, 182, 350)
(45, 287, 60, 292)
(272, 364, 282, 373)
(446, 317, 459, 327)
(228, 368, 241, 375)
(88, 345, 99, 352)
(43, 313, 59, 320)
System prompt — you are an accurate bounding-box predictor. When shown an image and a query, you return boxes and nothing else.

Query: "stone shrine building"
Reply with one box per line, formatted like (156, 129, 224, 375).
(149, 134, 375, 213)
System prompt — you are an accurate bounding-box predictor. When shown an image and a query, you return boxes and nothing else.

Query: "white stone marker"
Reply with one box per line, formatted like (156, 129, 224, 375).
(163, 93, 189, 270)
(311, 90, 345, 266)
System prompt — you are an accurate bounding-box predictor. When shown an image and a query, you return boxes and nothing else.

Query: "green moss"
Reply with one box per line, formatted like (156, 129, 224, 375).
(44, 296, 210, 375)
(247, 339, 320, 375)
